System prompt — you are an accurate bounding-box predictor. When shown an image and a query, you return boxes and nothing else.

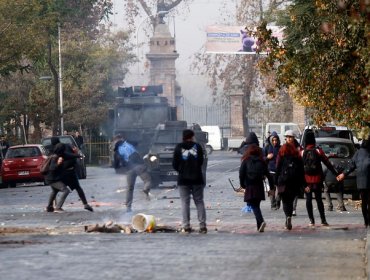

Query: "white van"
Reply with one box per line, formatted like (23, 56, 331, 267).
(201, 126, 222, 154)
(265, 122, 302, 145)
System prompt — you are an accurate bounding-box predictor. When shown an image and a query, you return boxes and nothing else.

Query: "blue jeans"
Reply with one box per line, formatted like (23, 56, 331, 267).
(249, 200, 264, 229)
(178, 184, 206, 229)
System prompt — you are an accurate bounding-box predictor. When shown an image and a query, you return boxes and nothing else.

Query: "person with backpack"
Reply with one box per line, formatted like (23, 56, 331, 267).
(264, 131, 281, 210)
(50, 137, 93, 212)
(302, 130, 338, 227)
(118, 135, 152, 213)
(238, 131, 260, 155)
(172, 129, 207, 234)
(275, 143, 305, 230)
(337, 128, 370, 227)
(239, 144, 273, 232)
(44, 143, 70, 213)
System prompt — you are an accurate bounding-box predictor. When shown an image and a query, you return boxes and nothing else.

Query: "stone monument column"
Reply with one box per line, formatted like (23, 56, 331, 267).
(146, 23, 181, 120)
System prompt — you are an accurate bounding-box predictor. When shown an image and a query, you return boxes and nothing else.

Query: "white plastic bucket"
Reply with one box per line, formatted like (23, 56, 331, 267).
(132, 213, 156, 232)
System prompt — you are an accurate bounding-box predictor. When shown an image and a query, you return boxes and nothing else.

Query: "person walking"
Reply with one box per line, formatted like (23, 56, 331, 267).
(239, 144, 273, 232)
(118, 135, 151, 213)
(264, 131, 281, 210)
(337, 129, 370, 226)
(50, 137, 93, 212)
(172, 129, 207, 234)
(275, 143, 305, 230)
(302, 130, 338, 227)
(74, 131, 84, 150)
(44, 143, 70, 213)
(238, 132, 260, 155)
(284, 130, 303, 216)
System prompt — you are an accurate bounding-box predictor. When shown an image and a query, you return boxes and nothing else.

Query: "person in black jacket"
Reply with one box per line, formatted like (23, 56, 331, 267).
(239, 144, 273, 232)
(275, 143, 305, 230)
(172, 129, 207, 234)
(44, 143, 70, 212)
(50, 137, 93, 212)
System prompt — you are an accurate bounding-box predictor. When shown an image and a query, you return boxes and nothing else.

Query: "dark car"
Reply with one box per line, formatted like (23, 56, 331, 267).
(1, 144, 48, 188)
(315, 137, 358, 199)
(41, 135, 87, 179)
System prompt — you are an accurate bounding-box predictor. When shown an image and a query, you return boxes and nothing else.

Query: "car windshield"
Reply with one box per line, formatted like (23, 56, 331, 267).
(317, 142, 355, 158)
(6, 147, 41, 158)
(154, 130, 183, 144)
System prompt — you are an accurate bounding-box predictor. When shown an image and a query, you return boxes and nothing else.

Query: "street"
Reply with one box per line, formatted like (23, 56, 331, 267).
(0, 150, 368, 280)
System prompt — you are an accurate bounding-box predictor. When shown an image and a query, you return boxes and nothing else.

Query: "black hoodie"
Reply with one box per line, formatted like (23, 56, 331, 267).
(172, 141, 204, 186)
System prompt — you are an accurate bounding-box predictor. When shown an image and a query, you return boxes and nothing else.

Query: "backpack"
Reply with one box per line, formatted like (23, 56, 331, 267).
(303, 148, 321, 175)
(278, 156, 297, 185)
(246, 157, 265, 181)
(40, 155, 56, 175)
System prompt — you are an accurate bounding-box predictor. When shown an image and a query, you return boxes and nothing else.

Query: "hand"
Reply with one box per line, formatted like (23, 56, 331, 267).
(336, 173, 345, 181)
(304, 186, 311, 193)
(57, 157, 64, 165)
(267, 153, 273, 160)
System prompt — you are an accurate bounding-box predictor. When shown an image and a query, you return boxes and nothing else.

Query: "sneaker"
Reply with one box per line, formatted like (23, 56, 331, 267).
(309, 220, 315, 227)
(180, 227, 192, 234)
(199, 227, 207, 234)
(54, 208, 64, 213)
(143, 190, 151, 201)
(337, 206, 347, 212)
(286, 217, 292, 230)
(45, 206, 54, 212)
(292, 210, 296, 216)
(258, 222, 266, 232)
(84, 204, 94, 212)
(321, 221, 329, 226)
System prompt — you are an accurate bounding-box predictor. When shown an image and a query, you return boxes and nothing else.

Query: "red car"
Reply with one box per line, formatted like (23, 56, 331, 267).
(1, 144, 47, 188)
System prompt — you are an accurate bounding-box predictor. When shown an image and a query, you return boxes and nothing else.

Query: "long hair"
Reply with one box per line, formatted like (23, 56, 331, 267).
(278, 143, 299, 158)
(241, 144, 263, 161)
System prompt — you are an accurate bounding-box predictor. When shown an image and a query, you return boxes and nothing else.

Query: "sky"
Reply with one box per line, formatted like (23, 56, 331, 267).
(111, 0, 236, 105)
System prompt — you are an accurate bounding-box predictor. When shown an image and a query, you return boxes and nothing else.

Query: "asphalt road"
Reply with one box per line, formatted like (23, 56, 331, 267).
(0, 151, 368, 280)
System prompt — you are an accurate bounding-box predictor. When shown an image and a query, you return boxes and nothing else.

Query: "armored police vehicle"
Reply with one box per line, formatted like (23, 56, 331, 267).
(111, 85, 176, 156)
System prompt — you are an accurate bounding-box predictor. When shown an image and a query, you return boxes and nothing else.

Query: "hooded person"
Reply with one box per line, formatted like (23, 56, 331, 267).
(238, 132, 260, 155)
(337, 129, 370, 226)
(49, 136, 93, 212)
(302, 130, 337, 226)
(44, 143, 71, 212)
(264, 131, 281, 210)
(172, 129, 207, 234)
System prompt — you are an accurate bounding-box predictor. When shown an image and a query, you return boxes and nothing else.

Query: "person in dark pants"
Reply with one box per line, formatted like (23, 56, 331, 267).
(45, 143, 70, 213)
(172, 129, 207, 234)
(263, 131, 281, 210)
(302, 130, 337, 227)
(50, 137, 93, 212)
(337, 128, 370, 226)
(239, 144, 273, 232)
(275, 143, 305, 230)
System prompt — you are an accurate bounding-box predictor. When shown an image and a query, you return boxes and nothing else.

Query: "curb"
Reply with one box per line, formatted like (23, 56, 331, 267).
(367, 231, 370, 280)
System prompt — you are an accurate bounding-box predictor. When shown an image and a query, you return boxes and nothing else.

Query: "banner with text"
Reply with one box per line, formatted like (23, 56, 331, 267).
(205, 25, 283, 54)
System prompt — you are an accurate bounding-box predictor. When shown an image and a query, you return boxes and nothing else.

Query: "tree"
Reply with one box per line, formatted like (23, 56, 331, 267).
(254, 0, 369, 128)
(0, 0, 135, 142)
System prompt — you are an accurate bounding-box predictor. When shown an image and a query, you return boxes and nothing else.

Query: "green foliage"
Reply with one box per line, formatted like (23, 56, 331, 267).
(255, 0, 369, 128)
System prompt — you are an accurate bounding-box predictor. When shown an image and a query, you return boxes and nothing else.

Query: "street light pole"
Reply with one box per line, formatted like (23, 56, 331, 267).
(58, 23, 64, 134)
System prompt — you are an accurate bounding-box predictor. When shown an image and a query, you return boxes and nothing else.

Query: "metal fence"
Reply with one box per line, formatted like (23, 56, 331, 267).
(83, 137, 111, 166)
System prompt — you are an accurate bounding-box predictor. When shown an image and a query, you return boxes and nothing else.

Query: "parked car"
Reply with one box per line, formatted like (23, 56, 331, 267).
(300, 125, 355, 147)
(0, 144, 48, 188)
(315, 137, 358, 199)
(41, 135, 87, 179)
